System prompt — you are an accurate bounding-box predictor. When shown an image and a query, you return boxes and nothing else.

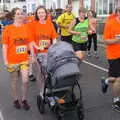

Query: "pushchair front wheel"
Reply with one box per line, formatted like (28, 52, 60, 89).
(37, 95, 45, 114)
(76, 99, 84, 120)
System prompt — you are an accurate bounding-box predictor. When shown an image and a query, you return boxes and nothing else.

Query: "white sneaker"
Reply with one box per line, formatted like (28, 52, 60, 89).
(94, 51, 99, 58)
(39, 91, 44, 99)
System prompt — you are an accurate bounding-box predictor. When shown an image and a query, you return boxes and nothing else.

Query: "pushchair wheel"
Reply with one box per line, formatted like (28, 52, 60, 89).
(76, 100, 84, 120)
(37, 95, 45, 114)
(57, 114, 64, 120)
(56, 110, 65, 120)
(57, 116, 64, 120)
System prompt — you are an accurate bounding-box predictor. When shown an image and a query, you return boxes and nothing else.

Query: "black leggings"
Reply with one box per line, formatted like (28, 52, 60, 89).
(87, 33, 97, 51)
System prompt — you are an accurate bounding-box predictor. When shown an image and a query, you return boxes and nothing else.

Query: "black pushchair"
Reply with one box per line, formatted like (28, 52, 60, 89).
(36, 41, 84, 120)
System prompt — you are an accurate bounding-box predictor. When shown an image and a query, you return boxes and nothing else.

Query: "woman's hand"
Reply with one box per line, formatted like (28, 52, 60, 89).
(88, 30, 93, 34)
(4, 61, 8, 67)
(30, 55, 35, 63)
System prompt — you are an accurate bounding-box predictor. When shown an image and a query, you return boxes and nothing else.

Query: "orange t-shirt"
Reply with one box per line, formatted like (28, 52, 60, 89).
(107, 14, 116, 21)
(27, 15, 34, 23)
(103, 17, 120, 59)
(29, 20, 58, 53)
(2, 24, 33, 64)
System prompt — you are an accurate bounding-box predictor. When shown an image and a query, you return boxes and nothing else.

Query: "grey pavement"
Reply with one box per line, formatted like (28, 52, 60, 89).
(0, 44, 120, 120)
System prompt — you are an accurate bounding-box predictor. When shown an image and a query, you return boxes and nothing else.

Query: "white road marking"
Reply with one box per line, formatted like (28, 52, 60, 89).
(83, 60, 108, 72)
(83, 42, 108, 72)
(0, 110, 4, 120)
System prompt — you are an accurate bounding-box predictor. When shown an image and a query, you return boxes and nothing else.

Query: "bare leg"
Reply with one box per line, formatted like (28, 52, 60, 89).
(76, 51, 85, 60)
(112, 77, 120, 97)
(20, 69, 29, 101)
(10, 71, 19, 100)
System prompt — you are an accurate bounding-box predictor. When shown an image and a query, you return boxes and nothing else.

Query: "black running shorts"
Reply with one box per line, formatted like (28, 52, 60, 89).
(108, 58, 120, 77)
(72, 41, 88, 51)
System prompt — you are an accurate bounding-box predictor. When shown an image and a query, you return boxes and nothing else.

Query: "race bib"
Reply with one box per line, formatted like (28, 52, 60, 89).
(39, 40, 50, 50)
(81, 32, 88, 41)
(81, 36, 87, 41)
(16, 45, 27, 54)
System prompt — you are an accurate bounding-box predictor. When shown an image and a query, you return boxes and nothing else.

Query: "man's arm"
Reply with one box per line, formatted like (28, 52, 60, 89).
(68, 19, 81, 35)
(56, 14, 69, 29)
(103, 38, 120, 45)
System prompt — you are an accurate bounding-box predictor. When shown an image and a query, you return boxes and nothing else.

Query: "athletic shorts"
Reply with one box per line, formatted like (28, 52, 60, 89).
(7, 61, 29, 72)
(61, 35, 73, 45)
(108, 58, 120, 77)
(72, 41, 88, 51)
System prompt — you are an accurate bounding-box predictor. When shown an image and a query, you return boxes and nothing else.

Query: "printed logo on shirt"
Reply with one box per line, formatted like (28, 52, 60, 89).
(16, 45, 27, 54)
(14, 38, 27, 46)
(39, 40, 50, 50)
(38, 34, 50, 40)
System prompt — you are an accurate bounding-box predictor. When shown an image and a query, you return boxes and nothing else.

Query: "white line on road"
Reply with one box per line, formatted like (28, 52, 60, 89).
(0, 110, 4, 120)
(83, 60, 108, 72)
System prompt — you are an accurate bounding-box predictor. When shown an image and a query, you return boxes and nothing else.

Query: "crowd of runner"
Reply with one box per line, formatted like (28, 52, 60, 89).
(1, 3, 120, 113)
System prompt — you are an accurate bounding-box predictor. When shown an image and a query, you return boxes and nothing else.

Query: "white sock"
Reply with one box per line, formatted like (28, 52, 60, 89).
(113, 97, 119, 103)
(29, 63, 33, 76)
(105, 78, 109, 84)
(39, 88, 44, 99)
(39, 92, 43, 99)
(29, 70, 32, 76)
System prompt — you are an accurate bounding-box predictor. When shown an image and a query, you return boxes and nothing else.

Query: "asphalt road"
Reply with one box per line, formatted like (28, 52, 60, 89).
(0, 44, 120, 120)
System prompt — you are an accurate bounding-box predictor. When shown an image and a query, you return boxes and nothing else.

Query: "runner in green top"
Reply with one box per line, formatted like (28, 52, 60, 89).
(69, 8, 89, 60)
(72, 19, 89, 43)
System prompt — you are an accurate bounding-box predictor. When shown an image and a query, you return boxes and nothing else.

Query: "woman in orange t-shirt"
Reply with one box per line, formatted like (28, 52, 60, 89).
(31, 6, 57, 53)
(2, 8, 34, 110)
(29, 5, 58, 98)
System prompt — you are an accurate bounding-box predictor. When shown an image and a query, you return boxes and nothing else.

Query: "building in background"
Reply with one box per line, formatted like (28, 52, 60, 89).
(0, 0, 68, 13)
(72, 0, 120, 17)
(0, 0, 120, 16)
(43, 0, 68, 9)
(0, 0, 40, 13)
